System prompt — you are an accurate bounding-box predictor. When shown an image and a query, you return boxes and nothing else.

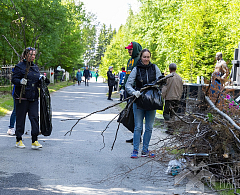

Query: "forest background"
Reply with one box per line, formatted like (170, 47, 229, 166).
(1, 0, 240, 83)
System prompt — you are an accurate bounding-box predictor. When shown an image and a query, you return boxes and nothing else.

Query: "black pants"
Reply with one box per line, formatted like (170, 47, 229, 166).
(85, 78, 89, 86)
(15, 99, 39, 143)
(108, 86, 113, 99)
(78, 80, 81, 85)
(163, 100, 180, 121)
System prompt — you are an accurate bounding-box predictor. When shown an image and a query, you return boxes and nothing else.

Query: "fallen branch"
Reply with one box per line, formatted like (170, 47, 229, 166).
(63, 95, 133, 136)
(205, 96, 240, 131)
(63, 74, 173, 136)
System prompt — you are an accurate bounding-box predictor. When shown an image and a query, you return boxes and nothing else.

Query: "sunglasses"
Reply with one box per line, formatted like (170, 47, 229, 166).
(26, 47, 35, 51)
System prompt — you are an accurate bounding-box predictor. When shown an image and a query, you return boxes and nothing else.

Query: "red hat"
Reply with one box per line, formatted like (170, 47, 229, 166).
(125, 42, 133, 49)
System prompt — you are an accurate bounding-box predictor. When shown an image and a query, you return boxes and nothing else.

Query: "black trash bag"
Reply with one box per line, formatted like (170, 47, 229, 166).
(40, 77, 52, 136)
(136, 87, 163, 111)
(117, 100, 135, 133)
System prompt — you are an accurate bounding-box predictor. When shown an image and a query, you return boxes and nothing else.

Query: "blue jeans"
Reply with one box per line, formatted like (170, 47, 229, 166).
(133, 103, 156, 152)
(9, 97, 16, 128)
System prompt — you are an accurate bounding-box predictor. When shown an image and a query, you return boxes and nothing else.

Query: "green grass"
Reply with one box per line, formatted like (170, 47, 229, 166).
(0, 93, 14, 116)
(0, 85, 12, 92)
(0, 81, 75, 117)
(214, 181, 240, 194)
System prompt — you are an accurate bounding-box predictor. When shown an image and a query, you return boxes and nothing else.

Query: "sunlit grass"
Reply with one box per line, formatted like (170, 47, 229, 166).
(214, 182, 240, 194)
(0, 93, 14, 116)
(0, 81, 75, 117)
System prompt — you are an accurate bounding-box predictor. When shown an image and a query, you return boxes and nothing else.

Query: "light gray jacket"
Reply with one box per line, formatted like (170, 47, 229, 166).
(125, 65, 162, 95)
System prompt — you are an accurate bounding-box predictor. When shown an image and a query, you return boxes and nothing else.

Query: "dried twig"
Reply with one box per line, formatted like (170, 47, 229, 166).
(2, 35, 21, 60)
(63, 74, 173, 136)
(63, 95, 134, 136)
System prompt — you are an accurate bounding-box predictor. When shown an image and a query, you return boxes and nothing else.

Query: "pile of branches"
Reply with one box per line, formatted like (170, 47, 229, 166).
(153, 79, 240, 193)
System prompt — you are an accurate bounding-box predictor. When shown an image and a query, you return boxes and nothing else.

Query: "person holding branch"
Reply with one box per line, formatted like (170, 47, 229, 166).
(12, 47, 45, 149)
(125, 49, 162, 158)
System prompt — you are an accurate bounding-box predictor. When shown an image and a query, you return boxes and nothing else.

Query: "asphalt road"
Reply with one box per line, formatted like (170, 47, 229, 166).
(0, 78, 215, 195)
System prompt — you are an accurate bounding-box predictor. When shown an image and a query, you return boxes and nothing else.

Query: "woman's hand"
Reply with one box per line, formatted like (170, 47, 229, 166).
(20, 78, 27, 85)
(133, 91, 141, 98)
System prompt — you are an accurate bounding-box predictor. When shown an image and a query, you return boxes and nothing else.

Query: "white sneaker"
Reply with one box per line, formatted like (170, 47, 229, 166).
(7, 128, 15, 136)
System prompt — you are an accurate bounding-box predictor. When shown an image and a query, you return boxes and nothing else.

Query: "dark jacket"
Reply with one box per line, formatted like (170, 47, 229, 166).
(123, 42, 142, 87)
(135, 60, 157, 90)
(107, 70, 115, 87)
(83, 69, 91, 78)
(12, 60, 40, 101)
(125, 60, 162, 95)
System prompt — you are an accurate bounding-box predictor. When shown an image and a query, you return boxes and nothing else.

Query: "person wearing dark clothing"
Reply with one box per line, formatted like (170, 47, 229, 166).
(124, 41, 142, 143)
(123, 42, 142, 89)
(76, 69, 82, 86)
(107, 66, 115, 101)
(126, 49, 162, 158)
(12, 47, 47, 149)
(119, 67, 126, 101)
(83, 66, 91, 86)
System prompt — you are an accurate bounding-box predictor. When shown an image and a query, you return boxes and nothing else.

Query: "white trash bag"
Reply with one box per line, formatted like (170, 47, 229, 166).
(165, 159, 186, 176)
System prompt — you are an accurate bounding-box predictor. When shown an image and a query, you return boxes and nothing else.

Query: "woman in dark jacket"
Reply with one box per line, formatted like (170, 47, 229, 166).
(12, 47, 44, 149)
(107, 66, 115, 100)
(126, 49, 162, 158)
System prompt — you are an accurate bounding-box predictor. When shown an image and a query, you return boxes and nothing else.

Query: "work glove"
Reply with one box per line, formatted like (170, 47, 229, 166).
(20, 78, 27, 85)
(120, 89, 124, 95)
(132, 91, 141, 98)
(39, 74, 46, 80)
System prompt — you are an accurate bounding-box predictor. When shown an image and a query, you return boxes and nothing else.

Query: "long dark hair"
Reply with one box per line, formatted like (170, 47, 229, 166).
(21, 47, 36, 60)
(140, 49, 151, 58)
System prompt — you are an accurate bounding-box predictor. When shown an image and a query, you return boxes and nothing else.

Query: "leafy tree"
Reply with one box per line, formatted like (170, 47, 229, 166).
(0, 0, 97, 72)
(101, 0, 240, 82)
(95, 24, 116, 68)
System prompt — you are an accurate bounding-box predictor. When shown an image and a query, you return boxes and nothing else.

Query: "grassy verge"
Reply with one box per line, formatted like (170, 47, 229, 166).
(0, 81, 75, 117)
(214, 182, 240, 194)
(0, 86, 14, 117)
(0, 93, 14, 117)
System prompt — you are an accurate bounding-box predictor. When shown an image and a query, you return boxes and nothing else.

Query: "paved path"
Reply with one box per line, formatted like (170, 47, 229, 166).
(0, 78, 216, 195)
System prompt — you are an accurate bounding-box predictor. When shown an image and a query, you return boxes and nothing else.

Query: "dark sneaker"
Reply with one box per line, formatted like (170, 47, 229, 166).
(165, 130, 174, 135)
(141, 150, 155, 158)
(131, 150, 138, 158)
(126, 138, 133, 143)
(107, 98, 113, 101)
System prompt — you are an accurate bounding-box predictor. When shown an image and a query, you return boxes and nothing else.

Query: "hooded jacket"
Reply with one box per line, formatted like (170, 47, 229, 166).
(123, 42, 142, 87)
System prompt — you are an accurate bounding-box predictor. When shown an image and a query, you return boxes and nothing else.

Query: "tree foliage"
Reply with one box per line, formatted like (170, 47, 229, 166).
(0, 0, 97, 72)
(101, 0, 240, 82)
(94, 24, 116, 69)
